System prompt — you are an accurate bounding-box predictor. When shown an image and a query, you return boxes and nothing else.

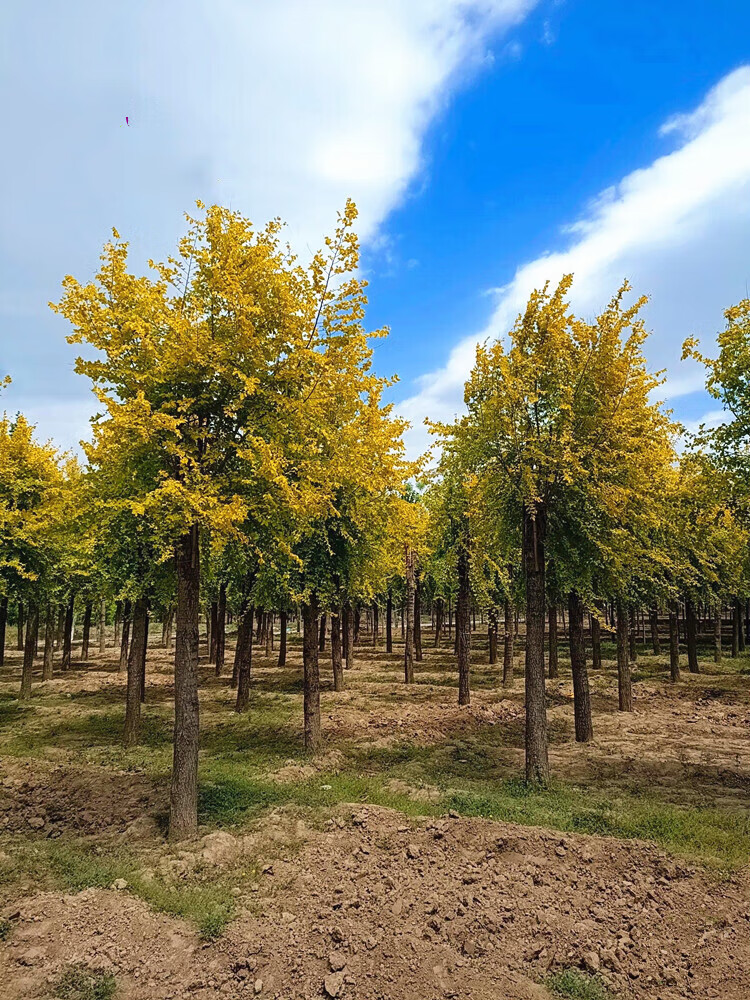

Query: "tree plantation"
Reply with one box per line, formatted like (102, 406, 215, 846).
(1, 205, 749, 1000)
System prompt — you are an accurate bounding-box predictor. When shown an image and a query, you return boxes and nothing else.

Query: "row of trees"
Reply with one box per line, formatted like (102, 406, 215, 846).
(2, 200, 748, 833)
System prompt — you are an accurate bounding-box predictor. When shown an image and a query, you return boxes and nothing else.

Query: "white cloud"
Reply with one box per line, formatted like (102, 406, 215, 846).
(0, 0, 535, 445)
(399, 66, 750, 458)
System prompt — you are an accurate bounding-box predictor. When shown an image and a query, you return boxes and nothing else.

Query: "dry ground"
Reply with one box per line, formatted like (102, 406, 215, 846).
(0, 622, 748, 999)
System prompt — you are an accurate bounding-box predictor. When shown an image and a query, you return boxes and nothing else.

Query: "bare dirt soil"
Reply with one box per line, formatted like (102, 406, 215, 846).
(0, 626, 748, 999)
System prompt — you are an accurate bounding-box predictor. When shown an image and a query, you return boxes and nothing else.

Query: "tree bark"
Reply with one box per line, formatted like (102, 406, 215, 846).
(685, 596, 700, 673)
(209, 600, 218, 662)
(17, 601, 24, 651)
(140, 609, 148, 703)
(345, 600, 355, 669)
(265, 612, 273, 655)
(591, 608, 602, 670)
(302, 595, 321, 750)
(125, 598, 147, 745)
(371, 601, 379, 646)
(331, 606, 344, 691)
(318, 613, 327, 652)
(714, 606, 722, 663)
(731, 599, 739, 657)
(457, 545, 471, 705)
(43, 603, 55, 680)
(736, 598, 746, 653)
(414, 572, 423, 662)
(523, 507, 549, 782)
(213, 584, 226, 675)
(235, 605, 254, 709)
(81, 600, 92, 661)
(119, 598, 131, 672)
(99, 598, 107, 655)
(548, 603, 558, 679)
(0, 595, 7, 668)
(278, 609, 287, 667)
(386, 588, 393, 653)
(404, 547, 415, 684)
(488, 606, 498, 664)
(650, 607, 661, 655)
(616, 598, 632, 711)
(342, 602, 350, 665)
(628, 606, 637, 662)
(668, 600, 681, 681)
(502, 597, 514, 687)
(62, 594, 74, 670)
(170, 525, 201, 840)
(20, 600, 39, 700)
(434, 598, 443, 648)
(568, 590, 593, 742)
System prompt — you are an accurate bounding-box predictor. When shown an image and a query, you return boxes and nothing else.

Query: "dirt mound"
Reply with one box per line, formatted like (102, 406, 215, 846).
(0, 759, 163, 838)
(2, 806, 747, 999)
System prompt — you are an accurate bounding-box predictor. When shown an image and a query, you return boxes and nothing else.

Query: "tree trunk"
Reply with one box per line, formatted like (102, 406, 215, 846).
(502, 598, 514, 687)
(114, 600, 122, 646)
(404, 548, 415, 684)
(234, 605, 254, 709)
(650, 607, 661, 655)
(345, 600, 355, 670)
(523, 507, 549, 782)
(548, 603, 558, 679)
(714, 606, 722, 663)
(140, 609, 149, 703)
(331, 606, 344, 692)
(42, 603, 55, 681)
(591, 608, 602, 670)
(434, 598, 443, 648)
(371, 601, 379, 646)
(616, 598, 632, 711)
(628, 606, 637, 662)
(342, 602, 350, 665)
(99, 598, 107, 655)
(125, 598, 147, 746)
(81, 600, 92, 661)
(414, 572, 423, 662)
(170, 525, 201, 840)
(214, 584, 226, 675)
(21, 601, 39, 701)
(209, 600, 218, 662)
(568, 590, 593, 742)
(62, 594, 74, 670)
(736, 598, 746, 653)
(265, 612, 273, 655)
(386, 588, 393, 653)
(278, 609, 287, 667)
(457, 545, 471, 705)
(318, 613, 327, 652)
(488, 606, 498, 664)
(685, 596, 700, 673)
(20, 601, 38, 700)
(0, 595, 7, 668)
(669, 601, 681, 681)
(353, 604, 361, 645)
(302, 595, 321, 750)
(119, 598, 132, 672)
(731, 599, 739, 657)
(17, 601, 24, 650)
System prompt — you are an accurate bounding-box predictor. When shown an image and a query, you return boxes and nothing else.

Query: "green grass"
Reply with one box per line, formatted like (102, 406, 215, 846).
(47, 963, 117, 1000)
(0, 916, 11, 941)
(544, 969, 614, 999)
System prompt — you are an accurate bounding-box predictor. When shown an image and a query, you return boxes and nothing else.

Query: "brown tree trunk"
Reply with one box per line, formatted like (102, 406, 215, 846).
(20, 600, 39, 700)
(434, 598, 443, 648)
(209, 600, 218, 662)
(98, 598, 107, 655)
(669, 600, 681, 681)
(43, 603, 55, 681)
(650, 607, 661, 655)
(331, 606, 344, 691)
(354, 604, 361, 645)
(404, 548, 415, 684)
(345, 600, 355, 669)
(0, 595, 7, 668)
(265, 612, 273, 655)
(457, 545, 471, 705)
(591, 608, 602, 670)
(234, 605, 254, 709)
(685, 596, 699, 673)
(318, 613, 327, 652)
(568, 590, 593, 742)
(114, 600, 122, 646)
(17, 601, 24, 650)
(414, 572, 423, 662)
(170, 525, 200, 840)
(524, 508, 549, 782)
(628, 606, 637, 662)
(548, 603, 558, 679)
(140, 609, 149, 703)
(278, 609, 287, 667)
(714, 606, 722, 663)
(738, 598, 746, 652)
(81, 600, 92, 661)
(616, 598, 632, 711)
(488, 606, 498, 664)
(302, 595, 321, 750)
(214, 583, 227, 675)
(125, 598, 147, 746)
(386, 588, 393, 653)
(62, 594, 74, 670)
(342, 602, 351, 665)
(371, 601, 379, 646)
(731, 599, 739, 657)
(119, 598, 131, 672)
(502, 597, 514, 687)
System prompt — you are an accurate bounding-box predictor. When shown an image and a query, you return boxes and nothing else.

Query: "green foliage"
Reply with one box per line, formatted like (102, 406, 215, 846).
(47, 964, 117, 1000)
(544, 968, 614, 1000)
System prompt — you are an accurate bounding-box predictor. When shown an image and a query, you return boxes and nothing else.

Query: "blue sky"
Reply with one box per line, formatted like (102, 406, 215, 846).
(2, 1, 750, 456)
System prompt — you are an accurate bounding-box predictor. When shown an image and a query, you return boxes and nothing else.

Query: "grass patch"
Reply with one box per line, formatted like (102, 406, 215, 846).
(544, 968, 614, 999)
(47, 963, 117, 1000)
(0, 916, 12, 940)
